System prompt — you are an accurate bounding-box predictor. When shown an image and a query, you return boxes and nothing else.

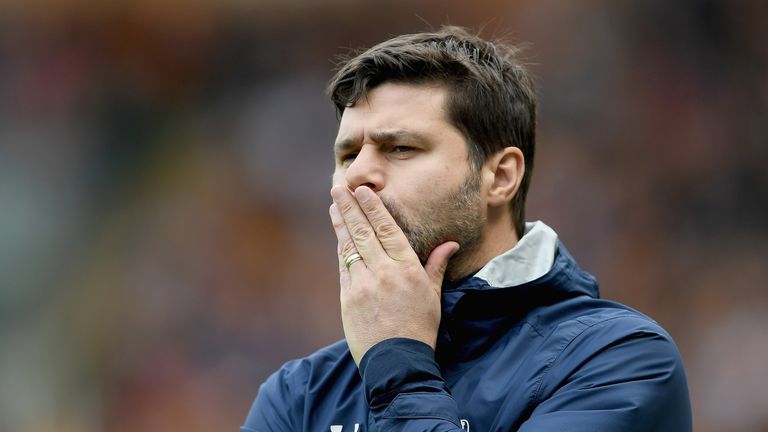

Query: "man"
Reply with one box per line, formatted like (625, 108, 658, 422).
(242, 26, 691, 431)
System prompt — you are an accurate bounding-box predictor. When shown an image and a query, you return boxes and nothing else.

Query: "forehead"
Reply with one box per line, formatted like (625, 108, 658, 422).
(335, 82, 454, 145)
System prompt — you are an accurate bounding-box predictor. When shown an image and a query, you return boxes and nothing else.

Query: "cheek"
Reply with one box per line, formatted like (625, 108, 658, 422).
(432, 163, 467, 188)
(402, 164, 457, 201)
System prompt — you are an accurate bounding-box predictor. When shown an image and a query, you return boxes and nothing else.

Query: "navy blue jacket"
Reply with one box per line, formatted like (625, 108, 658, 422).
(242, 223, 691, 431)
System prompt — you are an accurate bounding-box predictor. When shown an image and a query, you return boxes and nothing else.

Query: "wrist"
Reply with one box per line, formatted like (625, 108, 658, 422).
(358, 338, 444, 405)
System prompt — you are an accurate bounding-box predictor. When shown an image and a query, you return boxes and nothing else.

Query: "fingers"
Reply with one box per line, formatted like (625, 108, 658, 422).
(424, 241, 460, 286)
(329, 203, 365, 280)
(330, 185, 387, 265)
(353, 186, 415, 262)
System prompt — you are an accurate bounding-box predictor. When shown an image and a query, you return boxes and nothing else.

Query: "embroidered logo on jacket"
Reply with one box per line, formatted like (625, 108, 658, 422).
(330, 419, 467, 431)
(329, 424, 359, 432)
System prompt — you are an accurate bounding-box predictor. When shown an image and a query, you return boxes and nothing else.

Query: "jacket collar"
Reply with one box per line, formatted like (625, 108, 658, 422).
(473, 221, 558, 289)
(436, 221, 600, 362)
(441, 220, 597, 296)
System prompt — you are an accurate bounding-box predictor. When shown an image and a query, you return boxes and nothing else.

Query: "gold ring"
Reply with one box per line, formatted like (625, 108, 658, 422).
(344, 253, 363, 270)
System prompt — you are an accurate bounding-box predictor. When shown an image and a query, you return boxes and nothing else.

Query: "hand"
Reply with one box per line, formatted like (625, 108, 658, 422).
(329, 185, 459, 366)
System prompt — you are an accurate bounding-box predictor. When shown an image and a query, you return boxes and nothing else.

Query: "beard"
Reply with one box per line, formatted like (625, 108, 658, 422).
(380, 168, 485, 275)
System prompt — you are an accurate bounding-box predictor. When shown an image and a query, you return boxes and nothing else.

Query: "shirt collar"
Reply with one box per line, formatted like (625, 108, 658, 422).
(473, 220, 558, 289)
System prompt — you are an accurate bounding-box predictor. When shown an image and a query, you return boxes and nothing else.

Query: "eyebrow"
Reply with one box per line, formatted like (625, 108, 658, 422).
(334, 129, 429, 154)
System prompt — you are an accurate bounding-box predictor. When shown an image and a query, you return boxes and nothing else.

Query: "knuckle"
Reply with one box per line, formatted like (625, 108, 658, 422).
(346, 283, 372, 303)
(379, 237, 402, 252)
(350, 224, 373, 242)
(339, 200, 356, 214)
(374, 221, 400, 237)
(376, 271, 392, 287)
(331, 217, 346, 230)
(339, 242, 357, 258)
(357, 198, 374, 212)
(402, 266, 422, 280)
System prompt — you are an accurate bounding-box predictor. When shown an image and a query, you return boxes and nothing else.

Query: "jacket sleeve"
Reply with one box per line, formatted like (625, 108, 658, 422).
(359, 338, 465, 431)
(519, 316, 692, 432)
(241, 359, 307, 432)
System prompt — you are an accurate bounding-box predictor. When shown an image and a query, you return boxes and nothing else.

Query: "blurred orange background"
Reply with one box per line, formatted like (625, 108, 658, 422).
(1, 1, 766, 431)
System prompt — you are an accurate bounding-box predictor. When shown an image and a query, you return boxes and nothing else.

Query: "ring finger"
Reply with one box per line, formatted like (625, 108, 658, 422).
(330, 203, 367, 277)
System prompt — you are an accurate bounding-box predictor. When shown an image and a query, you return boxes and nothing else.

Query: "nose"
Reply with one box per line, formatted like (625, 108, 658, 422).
(344, 144, 385, 192)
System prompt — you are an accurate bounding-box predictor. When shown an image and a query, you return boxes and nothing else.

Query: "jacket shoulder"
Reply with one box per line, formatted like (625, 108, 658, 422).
(266, 339, 352, 396)
(524, 305, 691, 431)
(242, 340, 353, 432)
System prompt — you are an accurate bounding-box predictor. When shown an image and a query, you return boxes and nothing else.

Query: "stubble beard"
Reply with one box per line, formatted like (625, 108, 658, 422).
(381, 169, 485, 280)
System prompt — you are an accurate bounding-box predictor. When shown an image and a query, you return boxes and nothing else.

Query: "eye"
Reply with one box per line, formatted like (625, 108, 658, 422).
(339, 152, 358, 164)
(392, 146, 415, 154)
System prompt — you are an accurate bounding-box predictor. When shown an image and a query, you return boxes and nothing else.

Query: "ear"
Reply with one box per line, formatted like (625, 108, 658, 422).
(484, 147, 524, 208)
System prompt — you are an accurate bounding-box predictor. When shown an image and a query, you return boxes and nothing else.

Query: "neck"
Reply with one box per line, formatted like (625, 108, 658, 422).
(446, 209, 519, 281)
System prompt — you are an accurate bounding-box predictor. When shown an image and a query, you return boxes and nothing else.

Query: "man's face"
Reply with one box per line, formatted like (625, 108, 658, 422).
(332, 82, 485, 264)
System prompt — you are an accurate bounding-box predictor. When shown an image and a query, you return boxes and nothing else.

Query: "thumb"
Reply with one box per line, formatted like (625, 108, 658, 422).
(424, 241, 460, 286)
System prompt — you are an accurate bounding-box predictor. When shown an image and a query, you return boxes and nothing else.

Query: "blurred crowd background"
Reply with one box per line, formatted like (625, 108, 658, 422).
(1, 0, 766, 431)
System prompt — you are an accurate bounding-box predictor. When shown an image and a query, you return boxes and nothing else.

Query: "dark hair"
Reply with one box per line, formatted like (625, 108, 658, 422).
(327, 26, 537, 239)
